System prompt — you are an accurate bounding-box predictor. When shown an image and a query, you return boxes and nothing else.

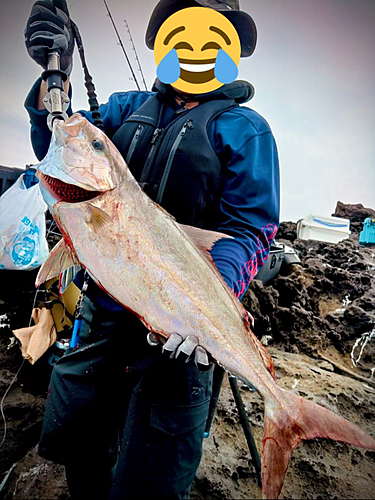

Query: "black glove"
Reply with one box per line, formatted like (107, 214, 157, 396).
(25, 0, 74, 74)
(147, 332, 212, 371)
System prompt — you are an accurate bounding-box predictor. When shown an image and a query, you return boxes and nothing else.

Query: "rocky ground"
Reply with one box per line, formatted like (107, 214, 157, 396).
(0, 202, 374, 499)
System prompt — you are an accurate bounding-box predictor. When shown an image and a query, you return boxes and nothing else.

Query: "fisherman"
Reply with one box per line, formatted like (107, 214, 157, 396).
(24, 0, 279, 499)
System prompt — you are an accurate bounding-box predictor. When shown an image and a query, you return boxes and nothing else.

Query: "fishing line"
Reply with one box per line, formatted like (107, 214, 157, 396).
(0, 359, 26, 450)
(45, 212, 70, 321)
(45, 216, 61, 240)
(351, 327, 375, 367)
(0, 283, 43, 450)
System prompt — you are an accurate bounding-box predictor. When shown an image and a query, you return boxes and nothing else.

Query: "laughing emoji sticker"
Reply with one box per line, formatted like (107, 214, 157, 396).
(154, 7, 241, 94)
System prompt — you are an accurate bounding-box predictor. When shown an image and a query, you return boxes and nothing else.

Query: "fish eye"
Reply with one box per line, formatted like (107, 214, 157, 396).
(91, 139, 105, 152)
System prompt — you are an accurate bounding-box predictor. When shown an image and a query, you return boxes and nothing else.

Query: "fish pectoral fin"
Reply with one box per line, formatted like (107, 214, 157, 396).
(36, 239, 80, 287)
(179, 224, 233, 252)
(87, 204, 112, 230)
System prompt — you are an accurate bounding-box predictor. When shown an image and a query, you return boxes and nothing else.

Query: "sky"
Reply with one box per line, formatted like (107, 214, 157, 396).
(0, 0, 374, 222)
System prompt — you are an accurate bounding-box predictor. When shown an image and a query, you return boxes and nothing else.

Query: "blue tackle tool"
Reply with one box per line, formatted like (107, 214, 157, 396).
(70, 318, 82, 349)
(69, 277, 88, 349)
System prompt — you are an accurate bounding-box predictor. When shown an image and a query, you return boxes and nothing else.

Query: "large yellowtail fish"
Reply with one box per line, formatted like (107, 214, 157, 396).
(36, 114, 375, 499)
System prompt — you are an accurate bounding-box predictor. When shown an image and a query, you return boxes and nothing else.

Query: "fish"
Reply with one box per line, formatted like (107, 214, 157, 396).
(35, 114, 375, 499)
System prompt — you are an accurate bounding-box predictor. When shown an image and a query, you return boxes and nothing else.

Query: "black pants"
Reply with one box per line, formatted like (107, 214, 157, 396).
(38, 296, 213, 499)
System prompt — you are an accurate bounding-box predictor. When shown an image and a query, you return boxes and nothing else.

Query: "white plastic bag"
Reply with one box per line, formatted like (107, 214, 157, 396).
(0, 174, 49, 270)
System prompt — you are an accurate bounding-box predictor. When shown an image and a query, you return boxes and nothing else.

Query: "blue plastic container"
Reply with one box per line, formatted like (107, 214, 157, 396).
(359, 217, 375, 246)
(23, 168, 38, 189)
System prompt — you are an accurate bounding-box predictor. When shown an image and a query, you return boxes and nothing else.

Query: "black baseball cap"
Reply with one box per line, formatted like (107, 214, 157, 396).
(145, 0, 257, 57)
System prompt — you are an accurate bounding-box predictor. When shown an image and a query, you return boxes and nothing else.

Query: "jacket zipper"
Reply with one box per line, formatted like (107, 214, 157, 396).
(125, 124, 144, 165)
(156, 119, 194, 204)
(139, 128, 163, 187)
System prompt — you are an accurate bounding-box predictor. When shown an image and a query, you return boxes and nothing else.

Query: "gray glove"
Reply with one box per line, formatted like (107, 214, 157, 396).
(25, 0, 74, 74)
(147, 332, 211, 371)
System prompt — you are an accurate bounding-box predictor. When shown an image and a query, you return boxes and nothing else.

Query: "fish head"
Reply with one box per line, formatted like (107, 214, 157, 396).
(36, 113, 127, 208)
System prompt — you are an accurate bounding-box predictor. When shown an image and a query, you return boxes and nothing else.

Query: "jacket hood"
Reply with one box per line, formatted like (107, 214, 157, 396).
(152, 79, 254, 105)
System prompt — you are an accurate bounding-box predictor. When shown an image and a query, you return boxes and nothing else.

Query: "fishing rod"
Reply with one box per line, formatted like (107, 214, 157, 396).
(102, 0, 141, 90)
(41, 6, 104, 131)
(124, 20, 148, 91)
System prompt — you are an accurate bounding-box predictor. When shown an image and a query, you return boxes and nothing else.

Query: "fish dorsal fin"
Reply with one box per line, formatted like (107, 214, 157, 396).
(87, 204, 112, 230)
(179, 224, 233, 252)
(36, 239, 80, 287)
(152, 198, 230, 251)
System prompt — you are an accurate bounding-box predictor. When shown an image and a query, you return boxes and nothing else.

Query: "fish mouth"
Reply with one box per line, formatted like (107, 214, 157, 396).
(178, 58, 216, 84)
(42, 174, 101, 203)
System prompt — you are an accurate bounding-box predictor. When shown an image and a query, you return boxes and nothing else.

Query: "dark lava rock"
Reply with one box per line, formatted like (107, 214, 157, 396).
(245, 202, 375, 358)
(333, 201, 375, 234)
(277, 221, 297, 242)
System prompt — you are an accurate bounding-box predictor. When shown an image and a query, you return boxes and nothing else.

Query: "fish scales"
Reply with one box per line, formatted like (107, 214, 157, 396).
(54, 181, 274, 397)
(35, 114, 375, 499)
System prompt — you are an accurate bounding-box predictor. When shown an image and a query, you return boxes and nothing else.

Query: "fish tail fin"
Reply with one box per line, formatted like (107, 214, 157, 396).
(262, 387, 375, 499)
